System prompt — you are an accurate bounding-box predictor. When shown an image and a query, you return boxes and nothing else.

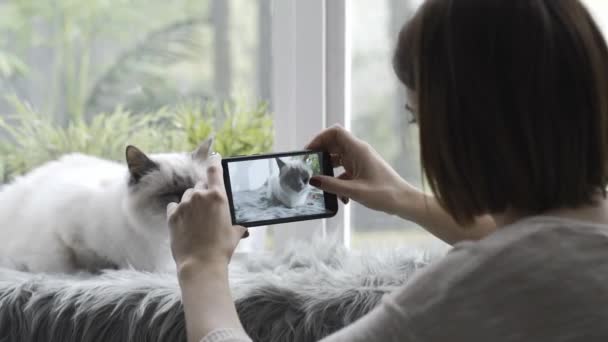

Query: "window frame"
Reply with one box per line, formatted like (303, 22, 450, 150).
(270, 0, 350, 249)
(268, 0, 608, 251)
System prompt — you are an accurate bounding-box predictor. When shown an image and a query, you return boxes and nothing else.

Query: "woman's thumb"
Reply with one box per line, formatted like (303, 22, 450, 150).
(310, 175, 354, 198)
(235, 226, 249, 239)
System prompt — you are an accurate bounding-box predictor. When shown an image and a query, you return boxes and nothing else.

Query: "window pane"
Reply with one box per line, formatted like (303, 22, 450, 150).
(349, 0, 447, 250)
(583, 1, 608, 33)
(0, 0, 274, 251)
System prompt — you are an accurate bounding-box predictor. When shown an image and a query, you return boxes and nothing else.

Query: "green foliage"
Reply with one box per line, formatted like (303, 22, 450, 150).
(0, 96, 274, 182)
(167, 98, 274, 157)
(0, 51, 28, 80)
(214, 101, 274, 157)
(0, 0, 212, 119)
(171, 102, 216, 150)
(305, 154, 322, 175)
(0, 0, 274, 184)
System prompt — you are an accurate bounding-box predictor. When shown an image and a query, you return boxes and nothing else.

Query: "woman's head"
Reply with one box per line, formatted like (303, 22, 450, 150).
(394, 0, 608, 224)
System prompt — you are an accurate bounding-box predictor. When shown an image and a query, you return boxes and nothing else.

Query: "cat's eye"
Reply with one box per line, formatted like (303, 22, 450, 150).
(162, 193, 183, 203)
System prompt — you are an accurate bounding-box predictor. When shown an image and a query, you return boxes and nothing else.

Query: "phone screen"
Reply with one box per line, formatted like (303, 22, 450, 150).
(222, 151, 338, 227)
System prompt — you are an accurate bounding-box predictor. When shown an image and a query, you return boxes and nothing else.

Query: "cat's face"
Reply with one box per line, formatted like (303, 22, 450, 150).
(123, 138, 214, 233)
(276, 157, 312, 193)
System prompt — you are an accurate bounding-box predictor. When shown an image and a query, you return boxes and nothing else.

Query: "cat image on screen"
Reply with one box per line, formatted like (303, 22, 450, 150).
(266, 157, 313, 208)
(0, 138, 214, 273)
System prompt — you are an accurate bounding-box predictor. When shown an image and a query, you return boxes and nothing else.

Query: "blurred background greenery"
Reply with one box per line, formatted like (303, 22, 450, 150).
(0, 0, 273, 182)
(0, 96, 272, 181)
(305, 153, 321, 175)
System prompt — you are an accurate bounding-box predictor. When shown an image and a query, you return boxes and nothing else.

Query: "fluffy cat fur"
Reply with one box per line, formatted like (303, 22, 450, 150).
(266, 157, 313, 208)
(0, 138, 214, 273)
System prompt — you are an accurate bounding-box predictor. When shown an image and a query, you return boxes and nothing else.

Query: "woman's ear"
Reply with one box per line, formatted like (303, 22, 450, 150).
(405, 88, 418, 112)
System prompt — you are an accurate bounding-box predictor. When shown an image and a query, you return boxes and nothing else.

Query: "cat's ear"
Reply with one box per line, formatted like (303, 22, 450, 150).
(125, 145, 159, 183)
(192, 136, 215, 162)
(276, 158, 286, 170)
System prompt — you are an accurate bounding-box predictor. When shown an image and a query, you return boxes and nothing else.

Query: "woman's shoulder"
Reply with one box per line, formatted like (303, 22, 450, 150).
(443, 215, 608, 276)
(466, 215, 608, 258)
(384, 215, 608, 341)
(390, 215, 608, 306)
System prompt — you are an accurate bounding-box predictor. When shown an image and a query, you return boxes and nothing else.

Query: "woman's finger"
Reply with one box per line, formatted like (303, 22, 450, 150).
(305, 125, 349, 154)
(234, 226, 248, 239)
(181, 188, 195, 203)
(330, 153, 343, 168)
(337, 171, 353, 180)
(167, 202, 178, 218)
(309, 175, 357, 199)
(206, 155, 224, 191)
(194, 181, 206, 190)
(336, 172, 352, 204)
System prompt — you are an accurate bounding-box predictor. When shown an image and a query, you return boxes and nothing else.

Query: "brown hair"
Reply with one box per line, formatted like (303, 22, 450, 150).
(393, 0, 608, 224)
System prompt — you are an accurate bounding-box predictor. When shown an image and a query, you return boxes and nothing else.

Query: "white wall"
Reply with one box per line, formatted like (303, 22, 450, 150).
(228, 159, 275, 192)
(582, 0, 608, 34)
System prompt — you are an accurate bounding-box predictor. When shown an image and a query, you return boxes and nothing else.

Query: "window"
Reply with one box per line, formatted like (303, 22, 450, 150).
(3, 0, 606, 254)
(348, 0, 448, 251)
(0, 0, 275, 251)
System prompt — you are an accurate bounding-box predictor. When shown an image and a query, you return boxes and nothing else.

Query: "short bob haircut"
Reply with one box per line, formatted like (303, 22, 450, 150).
(394, 0, 608, 224)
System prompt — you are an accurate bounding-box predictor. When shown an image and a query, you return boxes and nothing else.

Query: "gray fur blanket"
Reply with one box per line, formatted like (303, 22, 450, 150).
(234, 188, 329, 223)
(0, 240, 444, 342)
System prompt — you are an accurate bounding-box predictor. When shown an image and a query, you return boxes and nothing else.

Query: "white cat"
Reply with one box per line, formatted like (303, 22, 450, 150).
(0, 138, 214, 273)
(266, 157, 313, 208)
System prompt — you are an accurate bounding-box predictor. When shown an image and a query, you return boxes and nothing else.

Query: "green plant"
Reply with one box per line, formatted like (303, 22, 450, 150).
(214, 100, 274, 156)
(0, 96, 274, 182)
(306, 154, 322, 175)
(0, 50, 28, 80)
(0, 1, 273, 183)
(168, 98, 274, 156)
(0, 0, 210, 119)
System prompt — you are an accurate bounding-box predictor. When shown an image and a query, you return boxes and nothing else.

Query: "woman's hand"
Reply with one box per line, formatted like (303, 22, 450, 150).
(307, 125, 416, 217)
(166, 156, 250, 342)
(167, 155, 248, 273)
(308, 125, 496, 244)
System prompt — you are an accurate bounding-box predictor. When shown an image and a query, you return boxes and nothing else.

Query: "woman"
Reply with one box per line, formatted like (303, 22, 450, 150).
(167, 0, 608, 341)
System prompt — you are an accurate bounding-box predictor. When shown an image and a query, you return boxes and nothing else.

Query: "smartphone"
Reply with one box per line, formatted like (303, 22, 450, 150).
(222, 150, 338, 227)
